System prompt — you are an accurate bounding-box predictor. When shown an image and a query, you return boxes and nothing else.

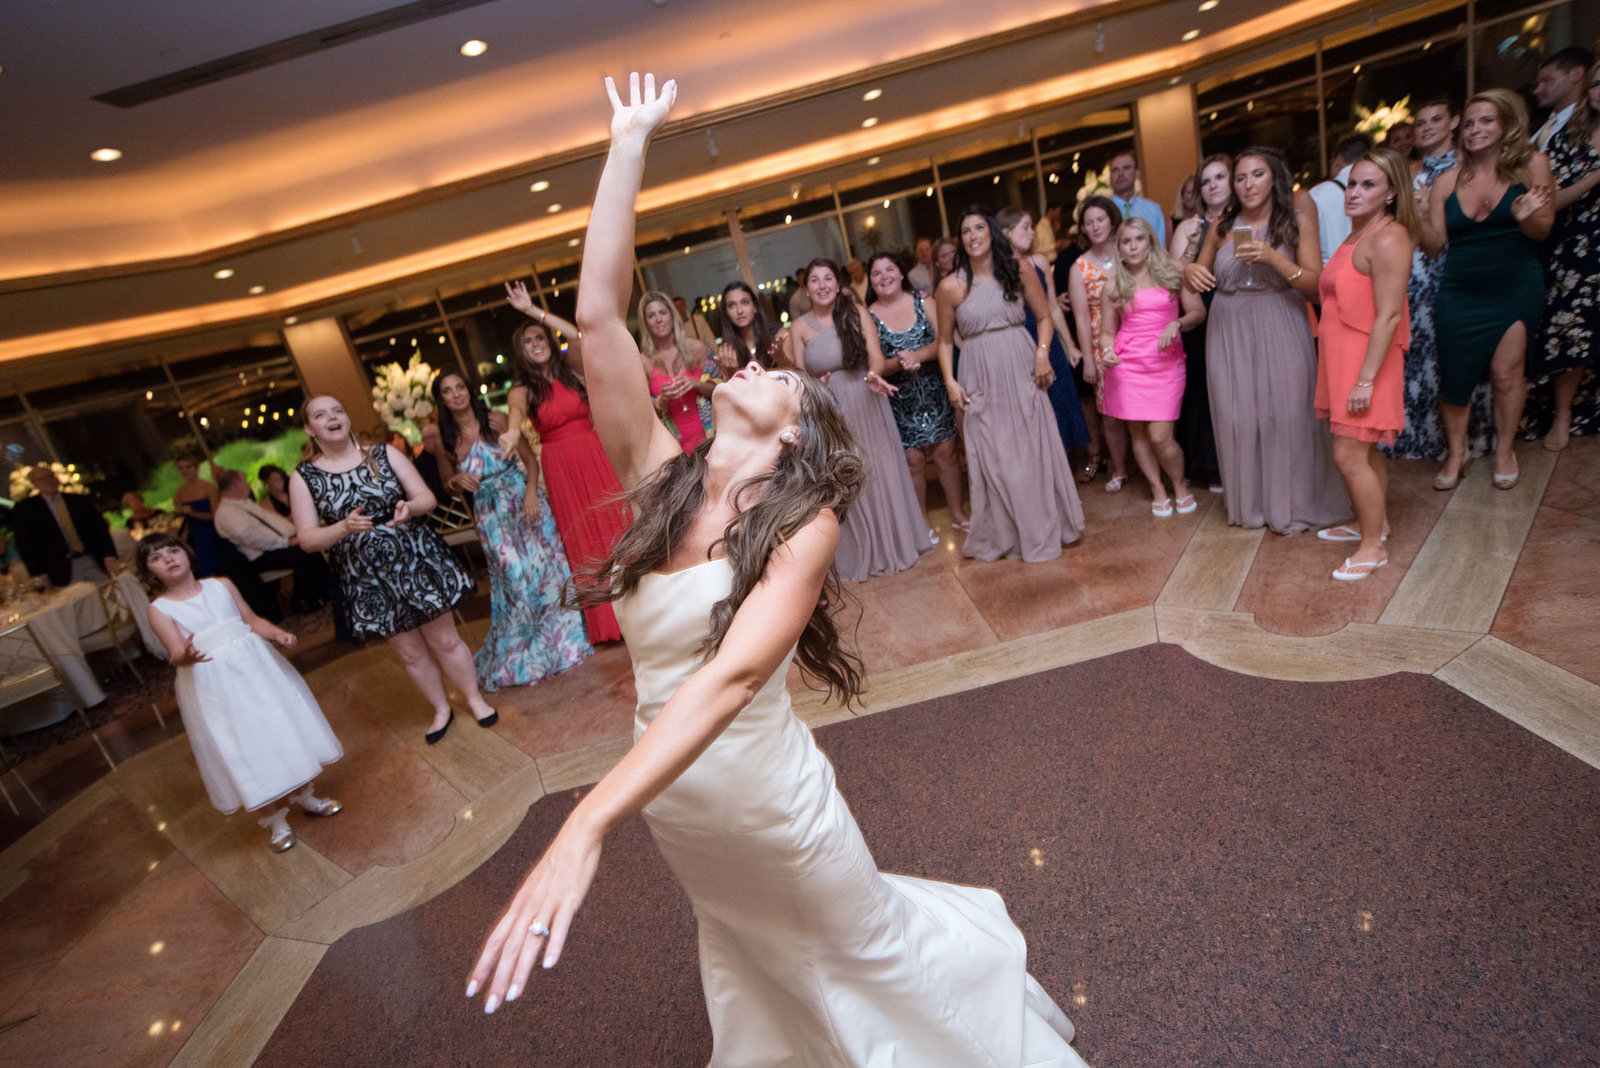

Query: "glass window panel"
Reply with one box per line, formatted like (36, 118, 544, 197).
(742, 193, 836, 232)
(834, 166, 936, 206)
(343, 298, 442, 342)
(640, 242, 743, 314)
(0, 395, 24, 420)
(21, 363, 171, 413)
(635, 220, 730, 262)
(1475, 3, 1599, 107)
(744, 217, 849, 324)
(1197, 56, 1319, 111)
(842, 194, 929, 262)
(1200, 80, 1326, 185)
(533, 257, 583, 295)
(1036, 110, 1134, 156)
(0, 418, 51, 472)
(1319, 37, 1469, 170)
(1320, 8, 1468, 71)
(936, 138, 1036, 180)
(443, 304, 526, 393)
(164, 343, 292, 385)
(35, 384, 199, 504)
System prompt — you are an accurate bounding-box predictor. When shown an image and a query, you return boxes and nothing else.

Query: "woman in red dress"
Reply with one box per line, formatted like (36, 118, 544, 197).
(1314, 149, 1416, 581)
(499, 281, 628, 641)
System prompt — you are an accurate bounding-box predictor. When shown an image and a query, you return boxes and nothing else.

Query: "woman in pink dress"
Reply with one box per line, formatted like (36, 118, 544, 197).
(1100, 219, 1207, 515)
(639, 291, 713, 453)
(1315, 149, 1416, 581)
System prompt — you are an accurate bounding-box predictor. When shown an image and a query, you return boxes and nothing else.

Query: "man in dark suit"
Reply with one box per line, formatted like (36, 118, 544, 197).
(10, 466, 120, 587)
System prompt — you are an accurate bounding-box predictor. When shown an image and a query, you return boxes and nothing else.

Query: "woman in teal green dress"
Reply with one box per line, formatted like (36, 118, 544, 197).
(431, 373, 592, 691)
(1421, 89, 1555, 491)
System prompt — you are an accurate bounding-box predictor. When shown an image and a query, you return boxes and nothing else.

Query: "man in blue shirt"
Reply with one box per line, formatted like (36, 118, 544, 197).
(1107, 151, 1167, 245)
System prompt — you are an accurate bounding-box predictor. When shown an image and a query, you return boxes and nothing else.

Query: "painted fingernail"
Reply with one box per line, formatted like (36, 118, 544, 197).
(465, 980, 478, 997)
(507, 984, 520, 1001)
(484, 994, 499, 1014)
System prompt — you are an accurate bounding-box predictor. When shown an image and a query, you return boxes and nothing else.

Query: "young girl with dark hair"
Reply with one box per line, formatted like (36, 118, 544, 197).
(141, 533, 343, 853)
(715, 280, 789, 371)
(468, 73, 1087, 1065)
(430, 372, 591, 689)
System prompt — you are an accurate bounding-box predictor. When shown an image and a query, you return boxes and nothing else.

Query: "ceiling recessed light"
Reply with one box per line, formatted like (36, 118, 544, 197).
(248, 284, 265, 295)
(529, 180, 550, 193)
(862, 88, 882, 102)
(867, 156, 881, 165)
(460, 40, 487, 57)
(213, 268, 234, 280)
(1182, 29, 1201, 41)
(546, 203, 562, 213)
(861, 117, 878, 128)
(1198, 0, 1218, 10)
(90, 148, 122, 162)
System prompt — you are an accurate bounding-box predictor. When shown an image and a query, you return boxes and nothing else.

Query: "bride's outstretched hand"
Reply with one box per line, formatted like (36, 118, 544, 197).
(605, 71, 676, 145)
(467, 823, 601, 1013)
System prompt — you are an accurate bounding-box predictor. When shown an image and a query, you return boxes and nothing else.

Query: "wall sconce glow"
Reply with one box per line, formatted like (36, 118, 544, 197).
(567, 237, 581, 247)
(459, 40, 488, 57)
(90, 147, 123, 162)
(546, 203, 562, 213)
(1182, 29, 1200, 41)
(862, 88, 882, 102)
(867, 156, 880, 166)
(783, 213, 792, 224)
(213, 268, 234, 280)
(248, 284, 265, 295)
(861, 117, 878, 128)
(1198, 0, 1218, 10)
(529, 180, 550, 192)
(284, 316, 299, 325)
(882, 199, 890, 208)
(145, 390, 154, 400)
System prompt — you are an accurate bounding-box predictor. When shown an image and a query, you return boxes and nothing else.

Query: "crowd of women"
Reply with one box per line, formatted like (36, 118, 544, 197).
(141, 61, 1598, 851)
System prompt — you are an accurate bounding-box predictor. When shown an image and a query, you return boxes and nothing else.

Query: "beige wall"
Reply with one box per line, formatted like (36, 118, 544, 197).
(1135, 85, 1202, 227)
(282, 319, 382, 435)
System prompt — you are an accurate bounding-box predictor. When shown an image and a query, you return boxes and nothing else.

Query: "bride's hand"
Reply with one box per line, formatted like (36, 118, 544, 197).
(467, 823, 602, 1013)
(605, 72, 676, 146)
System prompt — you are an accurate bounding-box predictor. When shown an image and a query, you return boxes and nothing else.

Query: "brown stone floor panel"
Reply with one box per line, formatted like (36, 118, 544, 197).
(259, 646, 1600, 1066)
(484, 642, 638, 759)
(1235, 459, 1449, 637)
(0, 793, 172, 978)
(1491, 437, 1600, 685)
(0, 850, 262, 1068)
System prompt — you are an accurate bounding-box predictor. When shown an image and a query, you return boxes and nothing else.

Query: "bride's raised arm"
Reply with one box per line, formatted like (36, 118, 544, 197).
(574, 72, 684, 489)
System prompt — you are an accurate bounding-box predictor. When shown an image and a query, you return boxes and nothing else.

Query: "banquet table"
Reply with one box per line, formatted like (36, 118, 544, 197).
(0, 574, 162, 731)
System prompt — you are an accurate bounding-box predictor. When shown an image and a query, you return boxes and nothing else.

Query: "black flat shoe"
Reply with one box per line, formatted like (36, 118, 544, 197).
(425, 711, 454, 745)
(475, 710, 499, 729)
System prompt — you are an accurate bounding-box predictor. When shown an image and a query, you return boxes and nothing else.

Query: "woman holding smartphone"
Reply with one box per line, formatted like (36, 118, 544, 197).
(1184, 147, 1349, 535)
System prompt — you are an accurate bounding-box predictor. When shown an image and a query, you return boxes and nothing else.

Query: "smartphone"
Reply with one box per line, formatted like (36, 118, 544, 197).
(1231, 225, 1254, 253)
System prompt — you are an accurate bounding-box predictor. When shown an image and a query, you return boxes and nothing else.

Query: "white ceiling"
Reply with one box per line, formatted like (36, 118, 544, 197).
(0, 0, 1417, 379)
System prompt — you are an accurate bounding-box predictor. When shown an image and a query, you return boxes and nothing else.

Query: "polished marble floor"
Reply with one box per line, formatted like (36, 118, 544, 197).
(1, 440, 1596, 1066)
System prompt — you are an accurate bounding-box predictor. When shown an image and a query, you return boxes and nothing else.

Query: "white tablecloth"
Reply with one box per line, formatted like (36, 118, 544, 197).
(0, 574, 163, 728)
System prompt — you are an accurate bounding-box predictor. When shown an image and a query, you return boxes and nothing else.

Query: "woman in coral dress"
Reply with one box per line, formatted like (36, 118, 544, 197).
(500, 284, 629, 643)
(1315, 150, 1416, 581)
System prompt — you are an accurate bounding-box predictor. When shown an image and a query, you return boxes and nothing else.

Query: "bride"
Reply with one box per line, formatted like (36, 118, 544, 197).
(467, 72, 1088, 1066)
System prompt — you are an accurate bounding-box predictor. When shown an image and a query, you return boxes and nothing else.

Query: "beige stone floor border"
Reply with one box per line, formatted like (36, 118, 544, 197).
(1436, 635, 1600, 772)
(165, 936, 327, 1068)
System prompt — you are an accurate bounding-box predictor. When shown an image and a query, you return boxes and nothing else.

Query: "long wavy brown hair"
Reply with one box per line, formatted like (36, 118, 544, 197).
(511, 320, 586, 410)
(575, 374, 867, 702)
(1458, 89, 1534, 187)
(1220, 146, 1300, 252)
(804, 259, 869, 372)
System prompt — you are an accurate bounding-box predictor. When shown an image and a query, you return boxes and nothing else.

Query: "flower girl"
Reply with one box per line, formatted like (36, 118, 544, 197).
(139, 533, 344, 852)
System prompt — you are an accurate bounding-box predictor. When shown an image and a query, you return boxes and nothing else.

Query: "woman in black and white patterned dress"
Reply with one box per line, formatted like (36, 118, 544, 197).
(289, 395, 497, 744)
(866, 252, 967, 531)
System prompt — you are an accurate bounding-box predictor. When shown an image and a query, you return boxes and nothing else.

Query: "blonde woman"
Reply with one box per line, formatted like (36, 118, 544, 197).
(1421, 89, 1555, 490)
(1099, 218, 1206, 515)
(638, 290, 713, 452)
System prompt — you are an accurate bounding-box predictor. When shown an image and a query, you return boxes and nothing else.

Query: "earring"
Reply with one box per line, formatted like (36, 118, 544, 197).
(779, 430, 797, 445)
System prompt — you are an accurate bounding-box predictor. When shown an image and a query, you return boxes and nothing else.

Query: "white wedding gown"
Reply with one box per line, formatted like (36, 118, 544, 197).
(616, 557, 1088, 1067)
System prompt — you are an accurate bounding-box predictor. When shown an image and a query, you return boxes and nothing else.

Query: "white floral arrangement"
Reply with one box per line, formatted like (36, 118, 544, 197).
(1074, 164, 1141, 206)
(1355, 96, 1413, 139)
(8, 461, 89, 500)
(370, 351, 439, 445)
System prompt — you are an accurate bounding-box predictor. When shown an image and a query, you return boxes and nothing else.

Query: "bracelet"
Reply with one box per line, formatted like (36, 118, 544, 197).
(1288, 267, 1305, 282)
(1354, 379, 1374, 388)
